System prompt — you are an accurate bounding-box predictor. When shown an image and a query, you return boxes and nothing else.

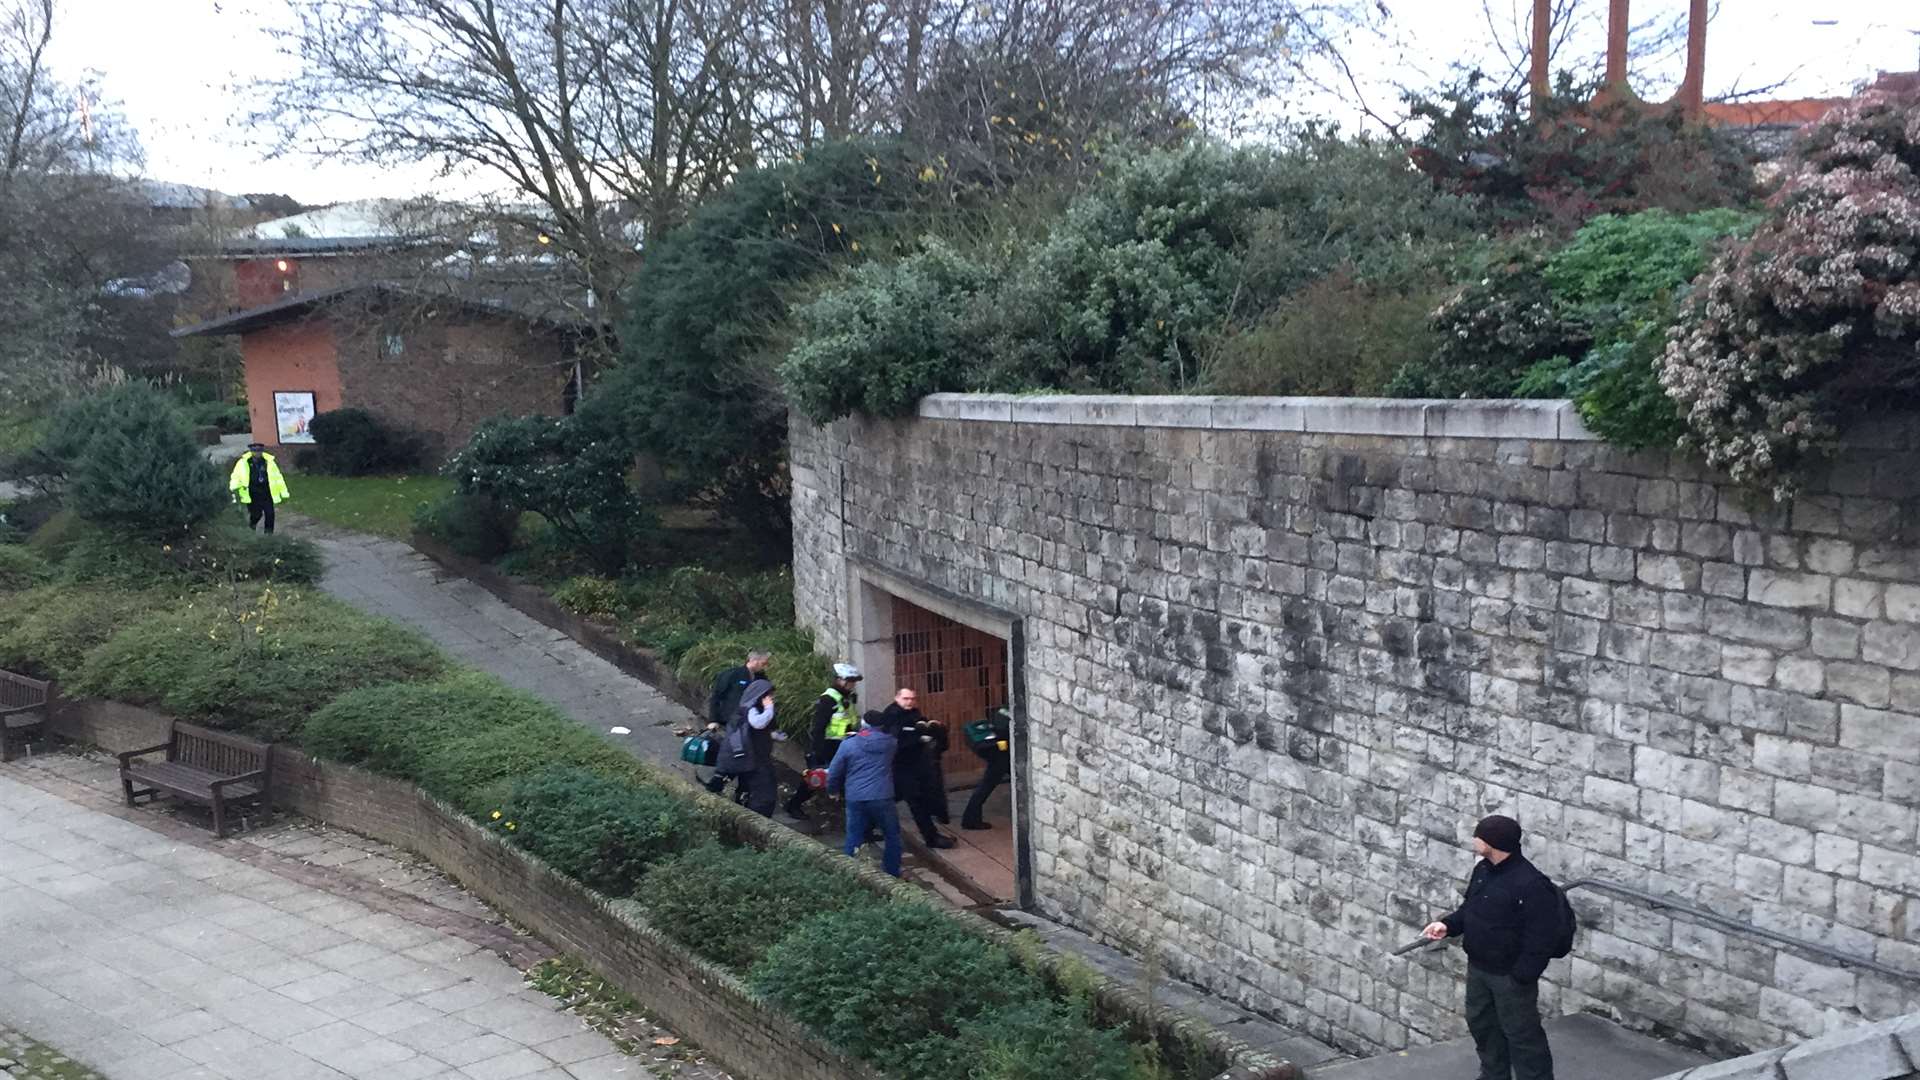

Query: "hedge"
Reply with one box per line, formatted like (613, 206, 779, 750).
(488, 767, 700, 896)
(637, 844, 880, 971)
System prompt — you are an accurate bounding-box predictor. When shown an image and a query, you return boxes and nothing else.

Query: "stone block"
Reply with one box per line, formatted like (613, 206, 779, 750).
(916, 393, 1016, 421)
(1778, 1019, 1910, 1080)
(1424, 400, 1561, 440)
(1864, 621, 1920, 668)
(1298, 398, 1429, 436)
(1749, 571, 1835, 611)
(1210, 397, 1307, 432)
(1130, 395, 1221, 429)
(1007, 395, 1140, 426)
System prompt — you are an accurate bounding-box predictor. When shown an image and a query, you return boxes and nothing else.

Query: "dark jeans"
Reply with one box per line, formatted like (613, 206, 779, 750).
(1465, 966, 1554, 1080)
(246, 498, 275, 534)
(961, 749, 1009, 827)
(844, 798, 902, 877)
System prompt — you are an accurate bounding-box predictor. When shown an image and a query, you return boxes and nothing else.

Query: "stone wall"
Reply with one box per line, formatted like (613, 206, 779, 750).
(790, 394, 1920, 1058)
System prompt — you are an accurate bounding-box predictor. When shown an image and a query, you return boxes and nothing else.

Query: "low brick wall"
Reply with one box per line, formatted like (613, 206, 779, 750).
(41, 697, 1296, 1080)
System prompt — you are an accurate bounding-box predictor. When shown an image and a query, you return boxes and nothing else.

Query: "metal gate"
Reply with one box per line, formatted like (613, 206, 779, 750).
(890, 597, 1007, 784)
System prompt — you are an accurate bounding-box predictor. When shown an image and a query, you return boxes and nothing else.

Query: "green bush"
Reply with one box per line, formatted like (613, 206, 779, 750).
(308, 408, 424, 476)
(0, 585, 178, 682)
(72, 590, 447, 742)
(750, 903, 1045, 1080)
(448, 412, 651, 575)
(0, 492, 61, 538)
(66, 385, 228, 537)
(1542, 208, 1759, 314)
(959, 998, 1142, 1080)
(0, 544, 51, 590)
(26, 509, 86, 562)
(180, 401, 251, 434)
(412, 491, 520, 559)
(782, 239, 993, 421)
(491, 768, 701, 896)
(676, 628, 834, 738)
(1205, 273, 1445, 396)
(1386, 256, 1591, 399)
(637, 845, 879, 971)
(413, 721, 635, 816)
(56, 523, 323, 588)
(551, 575, 623, 620)
(610, 138, 956, 538)
(303, 670, 554, 779)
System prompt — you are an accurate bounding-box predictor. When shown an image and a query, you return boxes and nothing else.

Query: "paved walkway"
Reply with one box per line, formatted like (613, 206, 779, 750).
(0, 758, 725, 1080)
(309, 523, 696, 771)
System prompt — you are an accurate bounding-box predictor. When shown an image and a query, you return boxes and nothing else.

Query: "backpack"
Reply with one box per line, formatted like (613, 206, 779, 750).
(680, 733, 717, 767)
(1548, 882, 1578, 959)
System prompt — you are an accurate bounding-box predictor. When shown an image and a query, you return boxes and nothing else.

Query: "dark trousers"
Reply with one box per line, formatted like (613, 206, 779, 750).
(738, 762, 776, 817)
(1465, 966, 1554, 1080)
(844, 798, 902, 876)
(246, 497, 275, 534)
(961, 749, 1009, 827)
(899, 787, 942, 843)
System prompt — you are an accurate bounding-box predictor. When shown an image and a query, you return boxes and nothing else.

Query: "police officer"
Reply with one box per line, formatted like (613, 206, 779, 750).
(228, 442, 290, 534)
(880, 688, 956, 850)
(785, 663, 861, 821)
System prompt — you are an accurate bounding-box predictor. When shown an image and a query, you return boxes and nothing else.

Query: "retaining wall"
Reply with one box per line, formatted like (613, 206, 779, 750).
(790, 394, 1920, 1057)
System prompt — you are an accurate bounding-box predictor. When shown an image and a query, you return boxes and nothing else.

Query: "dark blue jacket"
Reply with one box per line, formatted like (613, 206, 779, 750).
(1441, 853, 1560, 981)
(826, 727, 897, 802)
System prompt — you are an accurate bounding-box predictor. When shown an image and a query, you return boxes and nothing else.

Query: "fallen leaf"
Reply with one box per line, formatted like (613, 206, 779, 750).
(652, 1036, 680, 1046)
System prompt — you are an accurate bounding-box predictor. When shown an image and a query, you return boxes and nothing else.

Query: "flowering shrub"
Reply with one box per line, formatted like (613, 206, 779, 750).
(1385, 253, 1591, 398)
(448, 411, 648, 574)
(1661, 92, 1920, 496)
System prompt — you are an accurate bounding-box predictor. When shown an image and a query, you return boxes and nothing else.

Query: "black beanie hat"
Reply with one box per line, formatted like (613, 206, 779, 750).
(1474, 815, 1523, 853)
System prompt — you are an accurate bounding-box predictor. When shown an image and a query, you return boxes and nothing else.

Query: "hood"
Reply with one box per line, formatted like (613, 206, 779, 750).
(739, 679, 774, 709)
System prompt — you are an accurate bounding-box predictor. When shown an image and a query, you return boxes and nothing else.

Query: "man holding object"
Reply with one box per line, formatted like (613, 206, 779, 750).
(1421, 814, 1558, 1080)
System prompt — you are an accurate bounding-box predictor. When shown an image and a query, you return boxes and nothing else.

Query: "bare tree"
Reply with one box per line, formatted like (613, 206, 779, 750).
(256, 0, 760, 340)
(0, 0, 166, 409)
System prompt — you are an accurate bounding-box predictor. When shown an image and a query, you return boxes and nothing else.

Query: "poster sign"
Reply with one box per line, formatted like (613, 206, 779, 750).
(274, 391, 317, 444)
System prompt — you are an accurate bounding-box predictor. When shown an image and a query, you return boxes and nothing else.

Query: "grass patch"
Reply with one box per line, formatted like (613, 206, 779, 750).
(293, 473, 453, 539)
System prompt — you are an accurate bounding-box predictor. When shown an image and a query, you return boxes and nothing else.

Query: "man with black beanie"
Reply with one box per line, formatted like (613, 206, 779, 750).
(1421, 814, 1558, 1080)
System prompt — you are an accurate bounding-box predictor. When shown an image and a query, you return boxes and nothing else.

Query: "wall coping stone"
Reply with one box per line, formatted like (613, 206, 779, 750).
(1652, 1012, 1920, 1080)
(915, 394, 1602, 440)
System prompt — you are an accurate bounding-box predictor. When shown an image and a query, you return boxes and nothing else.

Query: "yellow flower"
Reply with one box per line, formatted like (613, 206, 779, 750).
(831, 222, 841, 235)
(505, 822, 516, 830)
(850, 241, 861, 252)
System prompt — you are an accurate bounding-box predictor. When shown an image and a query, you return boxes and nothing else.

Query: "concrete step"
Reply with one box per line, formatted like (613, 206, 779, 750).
(1310, 1013, 1711, 1080)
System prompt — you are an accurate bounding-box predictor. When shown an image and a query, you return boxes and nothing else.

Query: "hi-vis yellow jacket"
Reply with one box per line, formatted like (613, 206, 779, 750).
(229, 451, 290, 505)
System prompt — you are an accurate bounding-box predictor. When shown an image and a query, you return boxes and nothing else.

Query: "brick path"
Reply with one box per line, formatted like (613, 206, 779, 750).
(0, 1025, 107, 1080)
(0, 758, 729, 1080)
(307, 522, 697, 772)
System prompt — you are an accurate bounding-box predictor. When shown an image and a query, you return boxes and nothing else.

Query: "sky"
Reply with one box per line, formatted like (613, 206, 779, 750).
(44, 0, 1920, 207)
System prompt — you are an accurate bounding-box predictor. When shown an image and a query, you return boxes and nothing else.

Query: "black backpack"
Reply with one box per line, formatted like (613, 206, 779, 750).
(1549, 882, 1578, 959)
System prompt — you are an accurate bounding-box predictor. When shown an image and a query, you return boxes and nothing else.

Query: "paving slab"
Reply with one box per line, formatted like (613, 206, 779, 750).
(0, 764, 730, 1080)
(1310, 1013, 1713, 1080)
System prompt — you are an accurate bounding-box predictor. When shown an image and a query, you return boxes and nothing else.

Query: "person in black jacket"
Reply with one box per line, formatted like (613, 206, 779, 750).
(880, 689, 956, 850)
(702, 650, 770, 797)
(960, 707, 1011, 830)
(1421, 815, 1558, 1080)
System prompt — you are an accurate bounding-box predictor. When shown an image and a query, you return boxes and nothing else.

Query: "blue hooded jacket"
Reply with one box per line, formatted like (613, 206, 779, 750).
(826, 722, 897, 802)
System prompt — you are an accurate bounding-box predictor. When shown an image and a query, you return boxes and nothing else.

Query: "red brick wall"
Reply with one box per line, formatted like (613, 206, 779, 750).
(335, 313, 572, 460)
(239, 320, 344, 449)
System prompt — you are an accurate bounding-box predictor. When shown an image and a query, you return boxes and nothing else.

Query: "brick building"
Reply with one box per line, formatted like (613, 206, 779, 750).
(172, 279, 589, 459)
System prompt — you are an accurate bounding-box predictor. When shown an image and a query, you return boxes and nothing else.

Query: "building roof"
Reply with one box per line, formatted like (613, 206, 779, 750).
(171, 278, 599, 338)
(206, 235, 422, 258)
(1701, 98, 1843, 129)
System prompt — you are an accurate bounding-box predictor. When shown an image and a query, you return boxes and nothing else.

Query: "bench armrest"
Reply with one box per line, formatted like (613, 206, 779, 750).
(117, 743, 174, 768)
(209, 769, 267, 792)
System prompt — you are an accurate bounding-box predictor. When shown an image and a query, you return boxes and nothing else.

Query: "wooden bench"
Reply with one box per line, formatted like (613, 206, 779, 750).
(118, 723, 273, 837)
(0, 670, 50, 762)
